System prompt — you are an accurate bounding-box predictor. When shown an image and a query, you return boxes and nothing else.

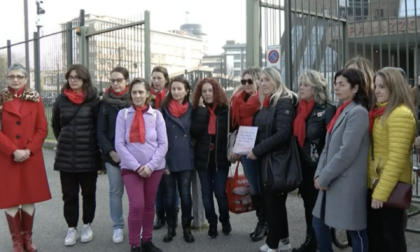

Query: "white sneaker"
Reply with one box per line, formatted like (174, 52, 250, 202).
(64, 228, 78, 246)
(260, 239, 291, 252)
(267, 249, 278, 252)
(112, 228, 124, 244)
(80, 224, 93, 243)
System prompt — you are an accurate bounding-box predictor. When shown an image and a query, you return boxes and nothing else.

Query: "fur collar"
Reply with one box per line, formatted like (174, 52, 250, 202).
(0, 87, 40, 111)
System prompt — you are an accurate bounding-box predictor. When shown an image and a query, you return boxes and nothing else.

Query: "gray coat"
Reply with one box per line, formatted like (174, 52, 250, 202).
(312, 102, 369, 231)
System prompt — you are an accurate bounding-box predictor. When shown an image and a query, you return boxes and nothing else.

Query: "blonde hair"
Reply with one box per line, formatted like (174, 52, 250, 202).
(260, 67, 297, 106)
(298, 70, 330, 104)
(232, 67, 261, 96)
(345, 56, 374, 90)
(373, 68, 417, 123)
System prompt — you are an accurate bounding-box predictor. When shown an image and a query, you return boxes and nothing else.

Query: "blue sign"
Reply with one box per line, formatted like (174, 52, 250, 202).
(268, 50, 279, 63)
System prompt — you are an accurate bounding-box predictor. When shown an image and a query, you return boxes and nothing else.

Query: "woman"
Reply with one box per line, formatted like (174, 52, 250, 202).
(114, 78, 168, 252)
(250, 67, 296, 252)
(312, 68, 370, 252)
(52, 64, 102, 247)
(191, 78, 231, 238)
(97, 67, 130, 243)
(151, 66, 180, 230)
(367, 68, 416, 252)
(292, 70, 336, 252)
(160, 76, 195, 243)
(0, 63, 51, 252)
(229, 67, 266, 242)
(345, 56, 374, 105)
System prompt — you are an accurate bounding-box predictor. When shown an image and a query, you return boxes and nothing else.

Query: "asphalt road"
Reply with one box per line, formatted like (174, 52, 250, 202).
(0, 148, 419, 252)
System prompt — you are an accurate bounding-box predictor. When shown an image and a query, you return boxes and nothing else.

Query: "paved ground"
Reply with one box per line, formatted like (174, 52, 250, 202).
(0, 148, 419, 252)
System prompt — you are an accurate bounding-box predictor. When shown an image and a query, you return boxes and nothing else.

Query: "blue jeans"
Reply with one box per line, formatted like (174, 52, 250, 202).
(197, 168, 230, 226)
(241, 156, 261, 195)
(155, 178, 180, 211)
(105, 163, 125, 229)
(312, 216, 368, 252)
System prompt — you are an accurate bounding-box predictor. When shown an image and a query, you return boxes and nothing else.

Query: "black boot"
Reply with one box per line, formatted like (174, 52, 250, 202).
(222, 221, 232, 235)
(131, 245, 141, 252)
(183, 227, 195, 243)
(251, 221, 268, 242)
(175, 207, 180, 228)
(163, 226, 176, 243)
(250, 194, 268, 242)
(208, 224, 218, 239)
(141, 239, 162, 252)
(153, 210, 165, 230)
(292, 233, 317, 252)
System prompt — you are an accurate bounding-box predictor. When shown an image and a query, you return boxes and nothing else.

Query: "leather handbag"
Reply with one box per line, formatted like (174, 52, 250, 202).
(372, 179, 412, 209)
(261, 104, 302, 194)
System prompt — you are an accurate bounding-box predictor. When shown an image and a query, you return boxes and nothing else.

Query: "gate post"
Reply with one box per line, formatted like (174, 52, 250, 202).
(191, 171, 206, 229)
(6, 40, 11, 68)
(79, 26, 89, 67)
(144, 10, 151, 82)
(284, 0, 293, 90)
(246, 0, 261, 68)
(66, 22, 73, 68)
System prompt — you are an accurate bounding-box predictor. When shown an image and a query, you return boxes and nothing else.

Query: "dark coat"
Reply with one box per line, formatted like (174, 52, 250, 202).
(252, 97, 296, 159)
(97, 96, 130, 167)
(191, 105, 230, 170)
(52, 90, 102, 173)
(299, 102, 336, 168)
(161, 103, 194, 172)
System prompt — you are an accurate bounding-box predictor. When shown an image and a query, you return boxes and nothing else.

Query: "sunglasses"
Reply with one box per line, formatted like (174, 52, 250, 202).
(241, 79, 253, 85)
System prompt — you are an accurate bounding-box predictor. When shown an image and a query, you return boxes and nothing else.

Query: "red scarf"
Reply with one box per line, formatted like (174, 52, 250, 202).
(8, 86, 25, 97)
(326, 100, 353, 134)
(207, 104, 217, 135)
(168, 99, 188, 118)
(110, 86, 128, 96)
(129, 105, 149, 143)
(293, 100, 316, 147)
(368, 107, 386, 135)
(230, 91, 260, 127)
(64, 88, 85, 104)
(151, 88, 167, 108)
(262, 95, 271, 108)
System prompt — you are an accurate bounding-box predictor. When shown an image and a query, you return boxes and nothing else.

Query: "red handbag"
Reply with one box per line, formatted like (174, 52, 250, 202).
(226, 162, 255, 214)
(372, 179, 412, 209)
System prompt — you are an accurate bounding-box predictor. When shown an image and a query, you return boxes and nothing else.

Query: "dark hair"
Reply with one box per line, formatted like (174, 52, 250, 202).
(63, 64, 97, 100)
(128, 78, 152, 105)
(152, 66, 170, 89)
(334, 68, 369, 109)
(111, 67, 129, 80)
(160, 76, 191, 109)
(192, 78, 228, 108)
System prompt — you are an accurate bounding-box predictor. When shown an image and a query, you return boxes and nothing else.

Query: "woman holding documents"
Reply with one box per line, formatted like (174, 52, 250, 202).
(248, 67, 297, 252)
(229, 67, 267, 242)
(191, 78, 231, 239)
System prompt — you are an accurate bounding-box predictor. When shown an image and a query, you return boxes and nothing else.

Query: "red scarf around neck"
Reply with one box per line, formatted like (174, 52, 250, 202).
(262, 95, 271, 108)
(293, 99, 316, 147)
(151, 87, 167, 108)
(207, 103, 217, 135)
(168, 99, 188, 118)
(8, 86, 25, 98)
(326, 100, 353, 134)
(110, 86, 128, 96)
(129, 105, 149, 143)
(64, 88, 85, 104)
(368, 106, 386, 135)
(230, 91, 260, 127)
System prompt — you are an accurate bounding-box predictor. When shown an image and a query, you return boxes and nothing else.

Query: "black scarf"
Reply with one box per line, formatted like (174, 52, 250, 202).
(102, 89, 130, 110)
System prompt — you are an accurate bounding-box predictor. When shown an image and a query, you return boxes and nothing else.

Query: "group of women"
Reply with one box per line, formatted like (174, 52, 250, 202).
(0, 55, 417, 252)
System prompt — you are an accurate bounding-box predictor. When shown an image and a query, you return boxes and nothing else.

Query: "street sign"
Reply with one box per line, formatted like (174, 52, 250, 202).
(267, 45, 281, 69)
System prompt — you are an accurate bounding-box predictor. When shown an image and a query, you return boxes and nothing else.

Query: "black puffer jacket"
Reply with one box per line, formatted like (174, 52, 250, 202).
(252, 97, 296, 159)
(52, 89, 102, 173)
(299, 102, 336, 168)
(191, 105, 230, 170)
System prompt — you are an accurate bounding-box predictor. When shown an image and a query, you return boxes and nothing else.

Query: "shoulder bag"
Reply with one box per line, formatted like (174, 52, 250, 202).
(227, 104, 238, 162)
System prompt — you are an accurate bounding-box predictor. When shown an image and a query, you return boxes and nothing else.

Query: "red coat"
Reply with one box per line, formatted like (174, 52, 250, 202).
(0, 88, 51, 209)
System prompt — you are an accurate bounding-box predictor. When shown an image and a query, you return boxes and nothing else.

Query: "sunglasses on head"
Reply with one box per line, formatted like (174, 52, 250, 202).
(241, 79, 253, 85)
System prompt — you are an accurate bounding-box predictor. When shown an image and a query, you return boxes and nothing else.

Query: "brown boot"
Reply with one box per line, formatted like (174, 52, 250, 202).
(21, 209, 37, 252)
(5, 211, 24, 252)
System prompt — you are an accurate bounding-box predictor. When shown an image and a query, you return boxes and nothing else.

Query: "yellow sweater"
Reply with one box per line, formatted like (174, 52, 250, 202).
(368, 103, 416, 202)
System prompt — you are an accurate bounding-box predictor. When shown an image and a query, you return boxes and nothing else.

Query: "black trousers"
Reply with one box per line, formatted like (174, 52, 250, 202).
(367, 190, 407, 252)
(60, 171, 98, 228)
(299, 166, 319, 235)
(263, 190, 289, 249)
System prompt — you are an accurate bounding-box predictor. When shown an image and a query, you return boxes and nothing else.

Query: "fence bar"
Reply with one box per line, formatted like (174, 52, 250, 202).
(246, 0, 260, 68)
(284, 0, 292, 89)
(66, 22, 73, 68)
(33, 32, 40, 92)
(79, 26, 89, 67)
(6, 40, 11, 68)
(144, 11, 151, 82)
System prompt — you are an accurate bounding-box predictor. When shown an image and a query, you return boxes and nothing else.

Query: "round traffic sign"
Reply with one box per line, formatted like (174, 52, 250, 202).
(268, 49, 279, 64)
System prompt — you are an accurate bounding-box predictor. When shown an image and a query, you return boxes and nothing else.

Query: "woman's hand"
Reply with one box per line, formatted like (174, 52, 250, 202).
(164, 169, 170, 175)
(139, 165, 152, 178)
(247, 151, 257, 160)
(229, 152, 241, 162)
(371, 199, 384, 209)
(314, 178, 328, 191)
(109, 151, 120, 163)
(198, 97, 205, 107)
(414, 136, 420, 148)
(13, 149, 30, 162)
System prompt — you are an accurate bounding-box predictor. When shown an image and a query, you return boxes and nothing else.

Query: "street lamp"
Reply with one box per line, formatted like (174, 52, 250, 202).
(36, 0, 45, 34)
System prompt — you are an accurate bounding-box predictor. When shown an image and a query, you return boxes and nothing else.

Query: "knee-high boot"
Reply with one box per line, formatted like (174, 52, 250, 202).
(5, 211, 24, 252)
(21, 209, 37, 252)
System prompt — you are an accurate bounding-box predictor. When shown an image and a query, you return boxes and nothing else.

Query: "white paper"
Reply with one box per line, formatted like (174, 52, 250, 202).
(232, 126, 258, 155)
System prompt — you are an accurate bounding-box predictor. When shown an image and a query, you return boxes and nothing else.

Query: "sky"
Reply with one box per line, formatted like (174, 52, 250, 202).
(0, 0, 246, 55)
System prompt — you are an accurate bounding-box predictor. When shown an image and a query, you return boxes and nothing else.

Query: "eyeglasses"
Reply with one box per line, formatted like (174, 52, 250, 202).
(241, 79, 253, 85)
(109, 78, 125, 84)
(7, 75, 26, 81)
(67, 76, 82, 82)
